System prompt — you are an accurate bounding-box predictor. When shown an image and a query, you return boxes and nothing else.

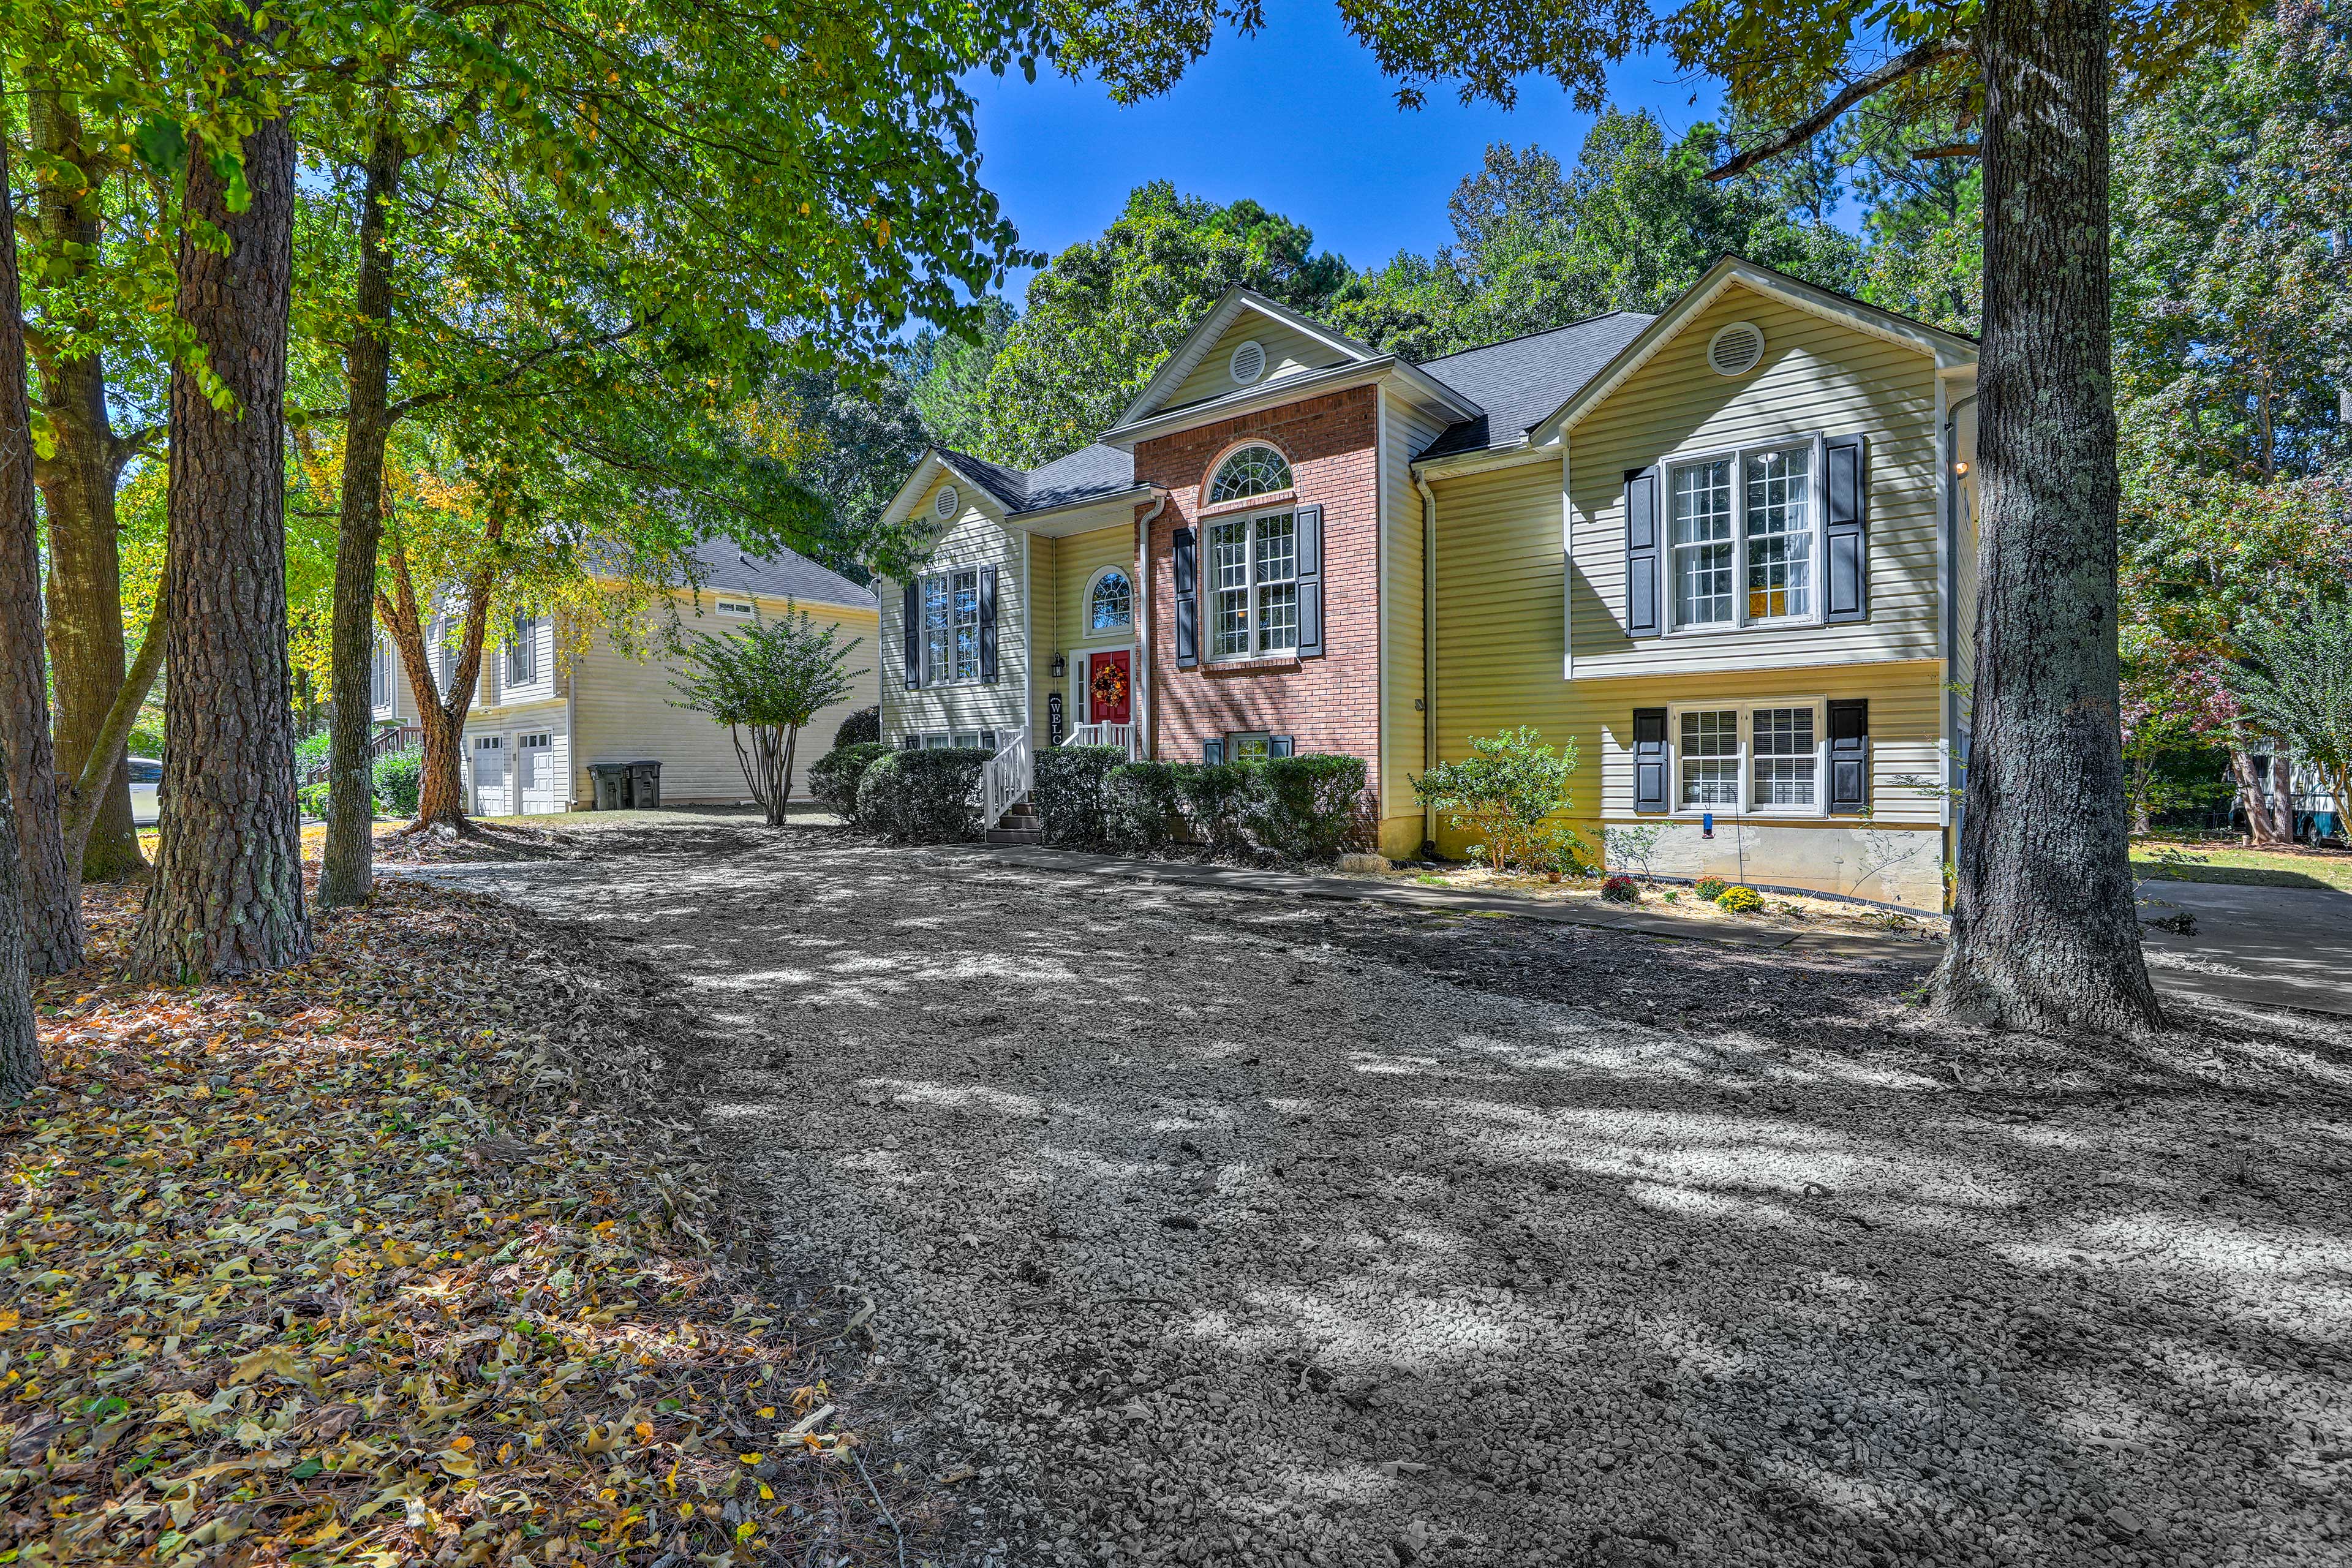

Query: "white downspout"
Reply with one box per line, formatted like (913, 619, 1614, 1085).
(1133, 489, 1169, 761)
(1415, 471, 1438, 856)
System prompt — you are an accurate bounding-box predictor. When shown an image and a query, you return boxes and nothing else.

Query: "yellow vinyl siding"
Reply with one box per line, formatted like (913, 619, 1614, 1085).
(1163, 315, 1351, 412)
(572, 592, 879, 806)
(878, 477, 1029, 744)
(1569, 285, 1942, 676)
(1430, 460, 1571, 765)
(1027, 522, 1137, 733)
(1378, 391, 1453, 856)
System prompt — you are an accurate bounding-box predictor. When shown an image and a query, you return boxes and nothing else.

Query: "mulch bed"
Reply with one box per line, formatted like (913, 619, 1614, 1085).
(2, 880, 905, 1566)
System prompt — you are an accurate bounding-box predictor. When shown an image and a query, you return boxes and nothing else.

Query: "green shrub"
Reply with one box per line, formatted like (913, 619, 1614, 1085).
(295, 731, 333, 776)
(855, 747, 987, 842)
(1715, 884, 1765, 914)
(1411, 726, 1579, 874)
(831, 704, 880, 749)
(1251, 753, 1368, 862)
(1695, 875, 1729, 902)
(1106, 761, 1187, 851)
(1532, 823, 1593, 881)
(373, 750, 422, 818)
(1180, 761, 1257, 852)
(809, 742, 889, 821)
(1035, 744, 1124, 847)
(298, 779, 333, 819)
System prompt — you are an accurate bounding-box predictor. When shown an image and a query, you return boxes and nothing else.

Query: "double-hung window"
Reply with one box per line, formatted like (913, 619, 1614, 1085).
(1208, 510, 1299, 658)
(913, 567, 987, 684)
(1665, 438, 1820, 631)
(1668, 699, 1828, 815)
(507, 615, 540, 687)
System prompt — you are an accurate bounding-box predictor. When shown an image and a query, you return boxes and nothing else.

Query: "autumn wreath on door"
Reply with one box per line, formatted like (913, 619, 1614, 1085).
(1090, 657, 1129, 715)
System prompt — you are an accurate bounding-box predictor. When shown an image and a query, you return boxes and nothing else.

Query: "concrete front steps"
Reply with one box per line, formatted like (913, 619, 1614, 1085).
(986, 797, 1044, 845)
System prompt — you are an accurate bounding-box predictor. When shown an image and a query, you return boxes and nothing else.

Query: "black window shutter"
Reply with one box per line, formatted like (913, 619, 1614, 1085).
(902, 582, 922, 689)
(901, 733, 919, 750)
(1825, 435, 1869, 623)
(1632, 707, 1669, 813)
(1827, 699, 1869, 814)
(1173, 527, 1199, 669)
(1294, 505, 1324, 657)
(1269, 734, 1294, 758)
(1202, 738, 1223, 764)
(978, 565, 1000, 682)
(1623, 467, 1662, 636)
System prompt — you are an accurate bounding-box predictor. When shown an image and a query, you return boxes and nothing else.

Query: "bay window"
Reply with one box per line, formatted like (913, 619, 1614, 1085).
(1665, 437, 1822, 631)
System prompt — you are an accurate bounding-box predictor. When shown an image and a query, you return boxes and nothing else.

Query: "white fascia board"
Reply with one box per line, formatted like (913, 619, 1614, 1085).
(1102, 358, 1479, 450)
(1009, 486, 1158, 537)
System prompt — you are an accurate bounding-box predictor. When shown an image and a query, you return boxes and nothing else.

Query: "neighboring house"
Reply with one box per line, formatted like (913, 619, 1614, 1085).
(372, 540, 880, 813)
(876, 257, 1980, 910)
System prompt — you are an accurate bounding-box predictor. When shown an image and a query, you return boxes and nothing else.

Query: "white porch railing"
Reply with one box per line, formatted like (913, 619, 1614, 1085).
(982, 729, 1033, 829)
(1063, 721, 1137, 759)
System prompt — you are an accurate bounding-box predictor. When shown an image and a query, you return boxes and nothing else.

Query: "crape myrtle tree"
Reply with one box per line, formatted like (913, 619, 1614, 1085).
(299, 0, 1034, 904)
(1044, 0, 2263, 1036)
(671, 606, 868, 827)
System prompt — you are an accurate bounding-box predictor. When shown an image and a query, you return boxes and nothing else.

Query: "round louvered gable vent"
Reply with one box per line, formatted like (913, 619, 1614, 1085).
(1229, 339, 1267, 385)
(1708, 321, 1765, 377)
(933, 484, 958, 520)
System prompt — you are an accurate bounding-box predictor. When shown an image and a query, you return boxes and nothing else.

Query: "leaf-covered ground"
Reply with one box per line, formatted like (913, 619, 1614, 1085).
(2, 880, 905, 1567)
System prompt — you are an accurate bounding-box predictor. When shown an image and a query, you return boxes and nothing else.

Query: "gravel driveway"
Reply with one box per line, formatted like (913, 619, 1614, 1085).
(428, 820, 2352, 1568)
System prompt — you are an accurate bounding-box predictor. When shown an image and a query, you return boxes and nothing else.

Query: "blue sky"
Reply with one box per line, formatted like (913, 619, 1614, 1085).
(966, 7, 1727, 300)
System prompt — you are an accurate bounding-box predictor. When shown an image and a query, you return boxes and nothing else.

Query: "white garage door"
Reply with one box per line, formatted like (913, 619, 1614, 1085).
(470, 734, 509, 816)
(517, 731, 559, 815)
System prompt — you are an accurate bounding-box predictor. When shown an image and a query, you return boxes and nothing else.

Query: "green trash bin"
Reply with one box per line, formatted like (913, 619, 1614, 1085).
(587, 762, 628, 811)
(627, 760, 662, 810)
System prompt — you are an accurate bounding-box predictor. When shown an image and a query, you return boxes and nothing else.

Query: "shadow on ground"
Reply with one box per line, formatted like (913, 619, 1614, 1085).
(410, 823, 2352, 1568)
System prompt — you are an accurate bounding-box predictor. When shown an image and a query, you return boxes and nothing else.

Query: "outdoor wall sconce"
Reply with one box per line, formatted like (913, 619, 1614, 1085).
(1049, 653, 1067, 678)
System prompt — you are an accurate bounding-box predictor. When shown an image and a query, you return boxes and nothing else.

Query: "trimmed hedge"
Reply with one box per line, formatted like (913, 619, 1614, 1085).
(1250, 753, 1368, 862)
(1035, 744, 1124, 846)
(831, 704, 880, 749)
(1105, 761, 1186, 851)
(856, 747, 988, 842)
(1097, 752, 1367, 863)
(809, 742, 889, 821)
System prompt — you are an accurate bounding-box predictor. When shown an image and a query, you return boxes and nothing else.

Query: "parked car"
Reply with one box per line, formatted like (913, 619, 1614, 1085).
(128, 755, 161, 826)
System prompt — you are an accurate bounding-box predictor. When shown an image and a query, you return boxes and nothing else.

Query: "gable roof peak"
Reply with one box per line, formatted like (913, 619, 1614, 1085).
(1114, 285, 1384, 428)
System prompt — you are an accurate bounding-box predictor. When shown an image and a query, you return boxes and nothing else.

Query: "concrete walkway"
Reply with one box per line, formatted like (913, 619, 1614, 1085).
(946, 842, 2352, 1017)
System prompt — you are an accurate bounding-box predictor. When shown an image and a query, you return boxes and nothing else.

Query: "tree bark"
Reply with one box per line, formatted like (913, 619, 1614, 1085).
(0, 135, 48, 1097)
(320, 133, 404, 906)
(1929, 0, 2164, 1035)
(2231, 747, 2290, 845)
(376, 532, 492, 831)
(0, 128, 84, 977)
(130, 98, 312, 981)
(28, 75, 145, 882)
(0, 738, 39, 1102)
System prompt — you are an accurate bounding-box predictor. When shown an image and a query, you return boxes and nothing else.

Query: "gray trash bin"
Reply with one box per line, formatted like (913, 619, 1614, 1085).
(627, 760, 662, 810)
(587, 761, 628, 811)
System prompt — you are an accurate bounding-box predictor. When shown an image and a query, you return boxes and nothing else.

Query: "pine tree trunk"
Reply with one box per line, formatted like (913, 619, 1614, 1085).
(320, 135, 402, 907)
(0, 130, 83, 976)
(29, 77, 143, 883)
(130, 102, 312, 982)
(1929, 0, 2163, 1035)
(0, 743, 39, 1102)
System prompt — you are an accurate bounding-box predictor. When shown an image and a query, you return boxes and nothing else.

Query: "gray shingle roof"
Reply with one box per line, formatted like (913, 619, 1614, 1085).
(688, 538, 876, 611)
(934, 443, 1137, 516)
(1414, 312, 1655, 460)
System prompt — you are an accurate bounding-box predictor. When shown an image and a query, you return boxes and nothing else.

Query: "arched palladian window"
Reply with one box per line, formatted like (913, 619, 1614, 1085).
(1088, 568, 1133, 632)
(1206, 443, 1293, 505)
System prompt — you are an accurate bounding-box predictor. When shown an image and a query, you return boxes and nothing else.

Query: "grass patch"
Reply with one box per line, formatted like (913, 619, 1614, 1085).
(2132, 839, 2352, 894)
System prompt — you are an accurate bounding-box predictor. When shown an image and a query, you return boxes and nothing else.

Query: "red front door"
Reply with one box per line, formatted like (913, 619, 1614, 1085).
(1087, 650, 1132, 725)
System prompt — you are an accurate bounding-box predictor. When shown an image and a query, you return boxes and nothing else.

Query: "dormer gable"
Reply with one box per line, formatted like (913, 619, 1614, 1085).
(1116, 288, 1382, 428)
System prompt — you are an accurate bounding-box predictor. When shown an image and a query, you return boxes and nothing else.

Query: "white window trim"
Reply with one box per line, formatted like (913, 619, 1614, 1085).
(714, 598, 755, 617)
(1228, 731, 1272, 761)
(910, 728, 1001, 752)
(1661, 433, 1830, 637)
(917, 568, 986, 687)
(1082, 565, 1134, 633)
(1663, 696, 1831, 820)
(1205, 503, 1302, 663)
(1203, 440, 1295, 510)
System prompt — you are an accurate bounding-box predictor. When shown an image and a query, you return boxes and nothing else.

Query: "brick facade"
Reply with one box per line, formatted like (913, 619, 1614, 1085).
(1137, 385, 1382, 796)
